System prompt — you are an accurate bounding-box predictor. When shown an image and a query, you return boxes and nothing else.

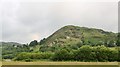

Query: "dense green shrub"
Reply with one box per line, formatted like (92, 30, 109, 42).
(51, 49, 70, 61)
(14, 45, 119, 62)
(107, 48, 118, 61)
(25, 58, 33, 62)
(2, 54, 14, 59)
(94, 46, 109, 61)
(117, 47, 120, 61)
(94, 46, 118, 62)
(29, 40, 38, 47)
(74, 45, 97, 61)
(49, 46, 117, 62)
(39, 38, 46, 45)
(14, 52, 53, 61)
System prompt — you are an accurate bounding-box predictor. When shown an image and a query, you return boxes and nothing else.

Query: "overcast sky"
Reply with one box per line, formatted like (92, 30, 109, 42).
(0, 0, 118, 43)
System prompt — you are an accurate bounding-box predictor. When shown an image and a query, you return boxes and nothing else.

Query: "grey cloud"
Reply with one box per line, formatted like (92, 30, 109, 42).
(1, 1, 118, 43)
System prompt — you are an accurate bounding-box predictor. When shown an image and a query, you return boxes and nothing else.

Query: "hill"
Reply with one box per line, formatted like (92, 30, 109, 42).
(39, 25, 117, 51)
(1, 42, 22, 46)
(1, 25, 119, 61)
(1, 42, 29, 59)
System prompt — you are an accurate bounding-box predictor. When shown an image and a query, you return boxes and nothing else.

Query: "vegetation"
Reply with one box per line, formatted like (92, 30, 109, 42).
(39, 25, 118, 52)
(13, 45, 119, 62)
(1, 42, 30, 59)
(1, 25, 120, 62)
(51, 45, 119, 62)
(14, 52, 54, 62)
(29, 40, 38, 47)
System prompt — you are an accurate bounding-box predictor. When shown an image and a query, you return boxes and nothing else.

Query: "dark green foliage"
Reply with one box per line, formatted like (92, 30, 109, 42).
(29, 40, 38, 47)
(2, 42, 30, 59)
(74, 45, 97, 61)
(25, 58, 33, 62)
(95, 46, 118, 61)
(51, 45, 119, 62)
(107, 40, 116, 47)
(13, 45, 119, 62)
(116, 33, 120, 46)
(118, 47, 120, 61)
(39, 38, 46, 45)
(39, 45, 49, 52)
(51, 49, 70, 61)
(107, 48, 118, 61)
(14, 52, 54, 61)
(2, 54, 14, 59)
(94, 46, 110, 61)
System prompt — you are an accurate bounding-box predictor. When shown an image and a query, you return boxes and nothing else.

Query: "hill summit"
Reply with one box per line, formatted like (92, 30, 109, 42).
(39, 25, 117, 51)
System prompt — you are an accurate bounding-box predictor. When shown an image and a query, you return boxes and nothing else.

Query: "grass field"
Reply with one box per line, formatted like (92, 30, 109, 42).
(1, 62, 120, 67)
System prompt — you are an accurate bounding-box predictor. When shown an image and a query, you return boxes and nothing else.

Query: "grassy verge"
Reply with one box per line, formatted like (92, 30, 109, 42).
(2, 61, 119, 65)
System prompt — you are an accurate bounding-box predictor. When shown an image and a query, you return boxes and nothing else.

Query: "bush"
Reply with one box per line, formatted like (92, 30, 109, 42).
(3, 54, 14, 59)
(74, 45, 96, 61)
(51, 49, 70, 61)
(117, 47, 120, 61)
(25, 58, 32, 62)
(94, 46, 118, 62)
(94, 46, 109, 61)
(14, 45, 119, 62)
(14, 52, 53, 61)
(29, 40, 38, 47)
(107, 48, 118, 61)
(73, 45, 119, 62)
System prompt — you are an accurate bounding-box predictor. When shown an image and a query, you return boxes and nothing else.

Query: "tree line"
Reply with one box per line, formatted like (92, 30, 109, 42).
(14, 45, 120, 62)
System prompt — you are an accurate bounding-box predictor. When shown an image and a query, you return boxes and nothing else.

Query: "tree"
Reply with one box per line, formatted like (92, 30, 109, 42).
(116, 33, 120, 46)
(29, 40, 38, 47)
(118, 47, 120, 61)
(74, 45, 96, 61)
(51, 49, 70, 61)
(94, 45, 109, 61)
(39, 38, 46, 45)
(107, 48, 118, 61)
(107, 40, 116, 47)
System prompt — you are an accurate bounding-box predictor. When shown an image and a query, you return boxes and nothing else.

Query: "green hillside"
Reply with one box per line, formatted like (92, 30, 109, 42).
(40, 25, 117, 52)
(1, 42, 29, 60)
